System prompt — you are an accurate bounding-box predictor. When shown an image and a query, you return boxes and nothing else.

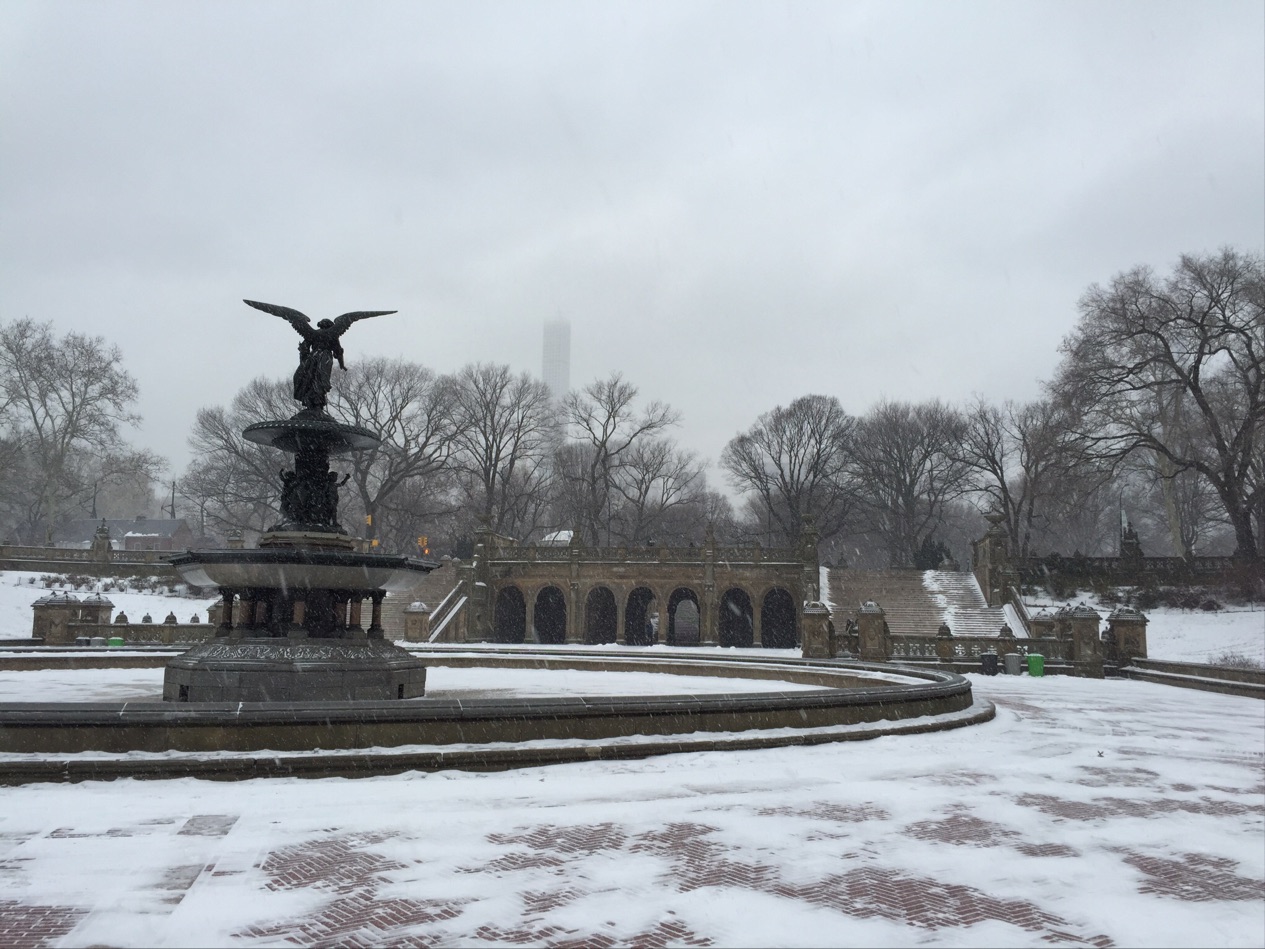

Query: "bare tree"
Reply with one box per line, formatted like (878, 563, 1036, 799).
(957, 397, 1111, 558)
(449, 363, 556, 539)
(180, 378, 294, 538)
(850, 399, 971, 567)
(720, 394, 855, 546)
(611, 437, 708, 544)
(559, 373, 680, 545)
(1052, 248, 1264, 560)
(327, 358, 459, 549)
(0, 319, 147, 542)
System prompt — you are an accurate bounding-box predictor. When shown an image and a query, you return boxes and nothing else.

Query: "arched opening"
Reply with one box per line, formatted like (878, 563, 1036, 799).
(493, 586, 526, 644)
(719, 588, 754, 648)
(584, 586, 618, 644)
(667, 587, 700, 646)
(533, 586, 567, 644)
(762, 587, 797, 648)
(625, 587, 657, 645)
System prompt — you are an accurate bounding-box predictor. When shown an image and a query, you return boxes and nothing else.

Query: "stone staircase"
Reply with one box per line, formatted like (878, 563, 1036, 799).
(827, 568, 1008, 637)
(379, 561, 462, 640)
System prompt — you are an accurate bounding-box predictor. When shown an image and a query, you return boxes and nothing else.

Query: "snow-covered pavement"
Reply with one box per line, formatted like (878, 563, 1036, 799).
(0, 674, 1260, 948)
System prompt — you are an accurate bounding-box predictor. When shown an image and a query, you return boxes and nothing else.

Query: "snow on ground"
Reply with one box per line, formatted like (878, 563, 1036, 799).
(0, 674, 1260, 947)
(0, 666, 829, 704)
(0, 569, 219, 635)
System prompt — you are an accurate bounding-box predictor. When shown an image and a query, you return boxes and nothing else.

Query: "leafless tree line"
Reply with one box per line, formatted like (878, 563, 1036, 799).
(4, 249, 1259, 564)
(722, 249, 1263, 566)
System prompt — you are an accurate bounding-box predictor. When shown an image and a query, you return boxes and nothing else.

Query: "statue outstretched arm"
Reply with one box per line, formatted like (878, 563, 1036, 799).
(244, 299, 318, 340)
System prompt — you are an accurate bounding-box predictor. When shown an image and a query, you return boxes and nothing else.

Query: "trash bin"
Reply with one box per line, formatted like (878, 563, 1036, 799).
(980, 652, 999, 676)
(107, 636, 125, 647)
(1003, 652, 1023, 676)
(1027, 653, 1045, 677)
(90, 636, 107, 647)
(74, 636, 92, 647)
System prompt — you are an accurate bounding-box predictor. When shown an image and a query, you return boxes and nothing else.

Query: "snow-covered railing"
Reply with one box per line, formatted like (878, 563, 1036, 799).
(886, 634, 1073, 663)
(490, 543, 801, 565)
(428, 595, 467, 642)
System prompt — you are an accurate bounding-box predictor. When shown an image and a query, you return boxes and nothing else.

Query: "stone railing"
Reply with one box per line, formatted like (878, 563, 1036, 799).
(490, 543, 800, 565)
(0, 544, 182, 580)
(64, 622, 217, 646)
(879, 635, 1074, 663)
(1016, 553, 1241, 586)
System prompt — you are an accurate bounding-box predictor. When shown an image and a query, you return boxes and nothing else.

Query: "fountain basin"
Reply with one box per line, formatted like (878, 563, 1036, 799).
(168, 548, 435, 593)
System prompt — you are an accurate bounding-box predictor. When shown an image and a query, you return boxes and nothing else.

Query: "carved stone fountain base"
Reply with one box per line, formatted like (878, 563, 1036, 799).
(164, 638, 427, 703)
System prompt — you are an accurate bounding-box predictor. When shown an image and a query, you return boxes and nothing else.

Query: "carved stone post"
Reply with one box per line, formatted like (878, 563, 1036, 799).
(1069, 604, 1104, 678)
(1106, 606, 1148, 667)
(800, 601, 832, 658)
(217, 589, 237, 635)
(857, 601, 890, 662)
(935, 622, 955, 663)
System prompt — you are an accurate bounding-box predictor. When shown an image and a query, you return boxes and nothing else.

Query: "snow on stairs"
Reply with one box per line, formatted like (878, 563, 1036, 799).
(378, 560, 461, 640)
(826, 568, 1007, 638)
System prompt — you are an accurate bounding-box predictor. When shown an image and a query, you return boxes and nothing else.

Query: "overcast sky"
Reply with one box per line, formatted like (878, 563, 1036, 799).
(2, 1, 1262, 489)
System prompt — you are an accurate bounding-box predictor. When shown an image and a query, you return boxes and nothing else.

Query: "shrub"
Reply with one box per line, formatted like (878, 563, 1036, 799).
(1208, 651, 1263, 670)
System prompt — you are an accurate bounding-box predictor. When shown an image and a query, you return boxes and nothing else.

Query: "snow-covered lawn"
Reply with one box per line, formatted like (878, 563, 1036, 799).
(0, 674, 1259, 947)
(0, 569, 218, 635)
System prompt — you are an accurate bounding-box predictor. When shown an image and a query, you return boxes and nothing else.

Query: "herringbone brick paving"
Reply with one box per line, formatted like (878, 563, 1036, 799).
(0, 675, 1260, 947)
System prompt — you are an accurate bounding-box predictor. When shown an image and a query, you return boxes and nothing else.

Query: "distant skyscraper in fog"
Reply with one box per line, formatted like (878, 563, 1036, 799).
(542, 319, 570, 398)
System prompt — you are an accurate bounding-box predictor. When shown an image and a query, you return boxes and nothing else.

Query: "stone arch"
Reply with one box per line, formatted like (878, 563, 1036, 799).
(584, 586, 618, 645)
(718, 587, 754, 648)
(493, 586, 526, 644)
(625, 587, 657, 645)
(533, 586, 567, 644)
(667, 587, 700, 646)
(762, 587, 797, 648)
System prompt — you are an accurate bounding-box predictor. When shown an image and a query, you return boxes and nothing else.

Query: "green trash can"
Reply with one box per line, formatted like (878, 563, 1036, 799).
(1026, 653, 1044, 677)
(107, 636, 125, 648)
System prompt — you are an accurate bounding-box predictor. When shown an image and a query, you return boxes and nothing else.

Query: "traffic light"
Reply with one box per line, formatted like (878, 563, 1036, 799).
(418, 535, 429, 555)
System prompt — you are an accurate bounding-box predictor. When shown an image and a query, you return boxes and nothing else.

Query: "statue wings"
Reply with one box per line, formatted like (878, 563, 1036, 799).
(330, 310, 396, 335)
(244, 300, 396, 338)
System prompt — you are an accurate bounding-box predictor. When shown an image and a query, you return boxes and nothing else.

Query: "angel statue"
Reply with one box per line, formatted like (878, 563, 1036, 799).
(244, 299, 396, 412)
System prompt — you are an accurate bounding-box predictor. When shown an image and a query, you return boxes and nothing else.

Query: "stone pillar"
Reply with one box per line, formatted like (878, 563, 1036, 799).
(79, 595, 114, 625)
(935, 622, 955, 663)
(997, 622, 1017, 657)
(1030, 609, 1055, 640)
(857, 601, 890, 662)
(217, 589, 236, 636)
(403, 602, 430, 641)
(90, 520, 113, 563)
(289, 596, 309, 639)
(752, 599, 763, 647)
(31, 593, 80, 645)
(614, 592, 626, 647)
(800, 601, 833, 658)
(1069, 604, 1104, 678)
(1106, 607, 1148, 667)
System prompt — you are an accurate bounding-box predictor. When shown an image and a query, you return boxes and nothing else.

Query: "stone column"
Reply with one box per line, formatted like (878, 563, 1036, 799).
(614, 591, 627, 646)
(566, 582, 582, 643)
(857, 601, 890, 662)
(217, 589, 237, 635)
(752, 598, 764, 647)
(800, 601, 832, 658)
(1069, 604, 1104, 678)
(1106, 607, 1148, 667)
(368, 591, 387, 639)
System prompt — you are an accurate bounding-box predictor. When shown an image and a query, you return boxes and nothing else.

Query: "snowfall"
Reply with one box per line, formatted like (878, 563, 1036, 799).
(0, 570, 1261, 947)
